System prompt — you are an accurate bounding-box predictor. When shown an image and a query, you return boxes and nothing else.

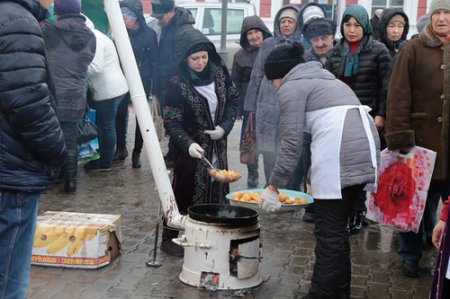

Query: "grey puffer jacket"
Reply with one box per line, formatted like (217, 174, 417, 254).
(244, 5, 302, 152)
(269, 62, 380, 192)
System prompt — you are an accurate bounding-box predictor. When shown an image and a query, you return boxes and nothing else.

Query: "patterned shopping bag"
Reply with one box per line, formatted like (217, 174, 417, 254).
(366, 146, 436, 233)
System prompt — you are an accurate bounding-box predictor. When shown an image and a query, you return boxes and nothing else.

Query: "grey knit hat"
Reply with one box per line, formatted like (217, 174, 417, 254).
(429, 0, 450, 20)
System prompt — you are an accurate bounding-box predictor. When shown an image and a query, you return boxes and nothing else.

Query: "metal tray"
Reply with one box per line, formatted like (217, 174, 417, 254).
(226, 189, 313, 212)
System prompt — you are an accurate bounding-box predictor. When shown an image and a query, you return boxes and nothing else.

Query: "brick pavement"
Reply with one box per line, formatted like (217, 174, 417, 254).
(28, 115, 436, 299)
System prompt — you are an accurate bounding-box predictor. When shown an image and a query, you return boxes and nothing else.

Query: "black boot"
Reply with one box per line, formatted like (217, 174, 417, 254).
(247, 163, 259, 188)
(113, 147, 128, 162)
(64, 149, 78, 194)
(160, 227, 183, 257)
(132, 150, 141, 168)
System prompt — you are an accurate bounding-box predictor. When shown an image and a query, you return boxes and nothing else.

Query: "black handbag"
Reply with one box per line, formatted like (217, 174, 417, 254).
(76, 113, 97, 144)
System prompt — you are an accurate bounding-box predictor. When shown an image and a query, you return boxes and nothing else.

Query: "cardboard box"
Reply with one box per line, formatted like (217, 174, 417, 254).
(31, 211, 121, 269)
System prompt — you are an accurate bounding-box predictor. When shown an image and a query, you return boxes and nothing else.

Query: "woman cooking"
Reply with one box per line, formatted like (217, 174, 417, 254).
(161, 29, 239, 256)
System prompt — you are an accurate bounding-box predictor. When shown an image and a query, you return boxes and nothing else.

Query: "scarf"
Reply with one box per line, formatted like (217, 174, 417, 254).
(185, 61, 218, 86)
(341, 36, 367, 77)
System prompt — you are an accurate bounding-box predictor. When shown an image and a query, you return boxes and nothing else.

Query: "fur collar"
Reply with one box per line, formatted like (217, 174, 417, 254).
(419, 23, 445, 48)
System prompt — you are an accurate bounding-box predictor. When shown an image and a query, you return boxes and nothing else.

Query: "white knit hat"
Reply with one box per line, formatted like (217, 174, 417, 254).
(429, 0, 450, 19)
(302, 6, 325, 25)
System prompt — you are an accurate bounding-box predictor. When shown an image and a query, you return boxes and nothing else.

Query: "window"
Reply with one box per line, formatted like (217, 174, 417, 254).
(371, 0, 404, 16)
(203, 8, 245, 35)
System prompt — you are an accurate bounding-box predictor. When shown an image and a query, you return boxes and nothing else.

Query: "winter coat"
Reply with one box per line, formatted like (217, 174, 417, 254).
(163, 29, 239, 208)
(231, 16, 271, 112)
(120, 0, 158, 97)
(326, 36, 391, 117)
(244, 5, 302, 152)
(378, 8, 409, 58)
(0, 0, 66, 193)
(385, 23, 450, 180)
(269, 62, 379, 191)
(87, 29, 129, 101)
(43, 14, 96, 123)
(156, 6, 195, 97)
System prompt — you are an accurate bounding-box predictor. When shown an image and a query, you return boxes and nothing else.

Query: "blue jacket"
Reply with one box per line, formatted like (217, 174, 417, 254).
(0, 0, 66, 193)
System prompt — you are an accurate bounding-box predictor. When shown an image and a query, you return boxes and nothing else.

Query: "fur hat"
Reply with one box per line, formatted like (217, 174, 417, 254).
(302, 18, 336, 40)
(54, 0, 81, 16)
(151, 0, 174, 18)
(429, 0, 450, 20)
(264, 42, 306, 80)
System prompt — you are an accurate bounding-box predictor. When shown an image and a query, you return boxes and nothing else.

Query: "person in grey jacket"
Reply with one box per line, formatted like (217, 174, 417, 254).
(244, 5, 302, 186)
(258, 42, 379, 299)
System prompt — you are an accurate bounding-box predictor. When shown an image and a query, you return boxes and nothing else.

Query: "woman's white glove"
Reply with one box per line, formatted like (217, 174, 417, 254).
(204, 126, 225, 140)
(258, 186, 282, 212)
(188, 143, 204, 159)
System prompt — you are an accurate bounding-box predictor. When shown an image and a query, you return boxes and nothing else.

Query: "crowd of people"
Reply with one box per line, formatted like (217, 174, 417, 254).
(0, 0, 449, 298)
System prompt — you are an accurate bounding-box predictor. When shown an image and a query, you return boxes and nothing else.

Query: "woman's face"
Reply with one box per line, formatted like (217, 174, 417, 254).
(187, 50, 209, 72)
(123, 16, 137, 29)
(343, 17, 364, 42)
(246, 29, 264, 48)
(387, 16, 405, 42)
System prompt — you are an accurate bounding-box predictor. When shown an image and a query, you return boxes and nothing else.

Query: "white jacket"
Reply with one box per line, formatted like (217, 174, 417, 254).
(87, 29, 129, 101)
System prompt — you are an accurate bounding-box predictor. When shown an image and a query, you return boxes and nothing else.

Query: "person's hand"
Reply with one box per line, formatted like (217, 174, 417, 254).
(204, 126, 225, 140)
(432, 220, 446, 249)
(258, 185, 282, 212)
(188, 143, 204, 159)
(374, 115, 385, 130)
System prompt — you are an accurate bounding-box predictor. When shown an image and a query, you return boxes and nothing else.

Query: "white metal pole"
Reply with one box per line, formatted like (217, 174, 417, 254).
(103, 0, 185, 230)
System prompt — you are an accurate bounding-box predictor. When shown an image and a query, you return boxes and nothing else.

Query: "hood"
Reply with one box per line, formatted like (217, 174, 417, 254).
(54, 14, 93, 51)
(273, 5, 302, 42)
(14, 0, 49, 21)
(177, 29, 222, 69)
(378, 8, 409, 46)
(119, 0, 146, 28)
(239, 15, 272, 51)
(169, 6, 196, 28)
(340, 4, 372, 38)
(283, 61, 335, 84)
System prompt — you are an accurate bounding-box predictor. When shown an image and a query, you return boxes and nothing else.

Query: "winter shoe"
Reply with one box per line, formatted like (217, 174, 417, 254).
(132, 151, 141, 168)
(64, 179, 76, 194)
(113, 147, 128, 162)
(84, 159, 112, 172)
(402, 260, 421, 278)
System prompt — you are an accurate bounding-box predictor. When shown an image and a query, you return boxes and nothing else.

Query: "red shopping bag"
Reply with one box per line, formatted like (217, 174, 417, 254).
(366, 146, 436, 233)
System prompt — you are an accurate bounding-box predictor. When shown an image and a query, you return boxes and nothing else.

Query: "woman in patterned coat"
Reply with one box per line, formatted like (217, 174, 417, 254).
(162, 29, 239, 256)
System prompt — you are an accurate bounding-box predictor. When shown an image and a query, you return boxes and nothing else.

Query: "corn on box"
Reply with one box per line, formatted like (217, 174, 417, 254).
(31, 211, 121, 269)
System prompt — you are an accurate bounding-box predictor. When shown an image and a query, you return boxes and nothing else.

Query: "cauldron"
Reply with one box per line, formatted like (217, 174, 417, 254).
(188, 204, 258, 227)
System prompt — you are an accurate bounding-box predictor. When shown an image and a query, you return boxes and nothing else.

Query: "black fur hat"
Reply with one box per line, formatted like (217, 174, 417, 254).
(302, 18, 336, 40)
(264, 42, 306, 80)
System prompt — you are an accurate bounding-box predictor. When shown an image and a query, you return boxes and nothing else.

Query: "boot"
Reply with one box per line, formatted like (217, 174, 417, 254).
(113, 147, 128, 162)
(132, 150, 141, 168)
(160, 227, 183, 257)
(247, 164, 259, 188)
(64, 149, 78, 194)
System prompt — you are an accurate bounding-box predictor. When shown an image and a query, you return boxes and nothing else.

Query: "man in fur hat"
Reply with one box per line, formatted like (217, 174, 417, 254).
(386, 0, 450, 278)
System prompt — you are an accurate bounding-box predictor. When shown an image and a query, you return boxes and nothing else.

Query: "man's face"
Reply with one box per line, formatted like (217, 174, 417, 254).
(310, 35, 334, 58)
(157, 11, 174, 27)
(246, 29, 264, 48)
(279, 17, 297, 37)
(431, 9, 450, 38)
(386, 16, 405, 42)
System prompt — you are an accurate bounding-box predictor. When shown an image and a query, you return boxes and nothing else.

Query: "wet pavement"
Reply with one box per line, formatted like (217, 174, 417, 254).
(28, 109, 437, 299)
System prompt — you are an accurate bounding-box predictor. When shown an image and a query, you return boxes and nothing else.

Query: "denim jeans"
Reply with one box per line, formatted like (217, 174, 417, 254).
(398, 180, 450, 261)
(0, 191, 39, 299)
(96, 95, 124, 168)
(115, 94, 130, 150)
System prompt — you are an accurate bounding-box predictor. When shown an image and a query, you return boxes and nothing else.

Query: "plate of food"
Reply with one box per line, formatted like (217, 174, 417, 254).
(226, 189, 313, 211)
(208, 168, 241, 183)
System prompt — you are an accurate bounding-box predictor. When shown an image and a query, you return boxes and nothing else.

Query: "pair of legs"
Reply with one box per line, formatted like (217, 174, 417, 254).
(60, 122, 78, 193)
(307, 184, 364, 299)
(0, 191, 39, 299)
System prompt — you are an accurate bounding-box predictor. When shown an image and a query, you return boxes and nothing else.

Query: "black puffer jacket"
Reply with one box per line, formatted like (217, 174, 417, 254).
(156, 6, 195, 97)
(326, 36, 391, 117)
(120, 0, 158, 96)
(0, 0, 66, 193)
(43, 14, 96, 123)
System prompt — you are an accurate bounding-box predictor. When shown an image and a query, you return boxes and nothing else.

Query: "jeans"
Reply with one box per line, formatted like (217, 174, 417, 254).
(398, 180, 450, 261)
(0, 191, 39, 299)
(115, 94, 130, 150)
(95, 95, 124, 168)
(310, 184, 364, 299)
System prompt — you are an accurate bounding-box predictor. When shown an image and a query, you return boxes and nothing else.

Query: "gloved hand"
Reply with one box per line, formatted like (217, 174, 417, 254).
(204, 126, 225, 140)
(188, 143, 204, 159)
(258, 186, 282, 212)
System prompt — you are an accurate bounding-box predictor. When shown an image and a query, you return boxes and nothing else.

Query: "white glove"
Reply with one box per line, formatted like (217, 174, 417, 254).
(204, 126, 225, 140)
(258, 186, 282, 212)
(188, 143, 204, 159)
